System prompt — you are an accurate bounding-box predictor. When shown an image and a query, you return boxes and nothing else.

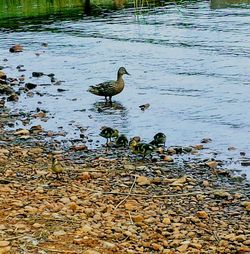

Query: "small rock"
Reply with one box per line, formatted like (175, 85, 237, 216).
(7, 93, 19, 102)
(203, 180, 209, 187)
(0, 241, 10, 247)
(0, 70, 7, 79)
(213, 190, 231, 199)
(32, 72, 44, 78)
(9, 44, 23, 53)
(60, 197, 71, 204)
(25, 83, 37, 90)
(201, 138, 212, 143)
(103, 241, 116, 249)
(125, 200, 139, 211)
(132, 214, 144, 223)
(162, 217, 171, 224)
(192, 144, 204, 150)
(241, 160, 250, 167)
(139, 103, 150, 111)
(32, 223, 44, 228)
(79, 172, 91, 180)
(206, 160, 218, 169)
(53, 230, 66, 236)
(196, 211, 208, 219)
(137, 175, 151, 185)
(14, 129, 30, 136)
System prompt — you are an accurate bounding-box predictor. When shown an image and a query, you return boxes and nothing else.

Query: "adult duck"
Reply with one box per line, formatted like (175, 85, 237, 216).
(88, 67, 129, 104)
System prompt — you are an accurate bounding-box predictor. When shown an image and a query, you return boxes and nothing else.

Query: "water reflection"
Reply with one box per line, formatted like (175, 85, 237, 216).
(91, 101, 128, 115)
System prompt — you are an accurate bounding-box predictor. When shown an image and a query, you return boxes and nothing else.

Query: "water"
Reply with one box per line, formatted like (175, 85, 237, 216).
(0, 0, 250, 176)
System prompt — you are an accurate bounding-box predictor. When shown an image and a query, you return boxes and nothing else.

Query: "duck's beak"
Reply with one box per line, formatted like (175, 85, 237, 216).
(125, 70, 130, 75)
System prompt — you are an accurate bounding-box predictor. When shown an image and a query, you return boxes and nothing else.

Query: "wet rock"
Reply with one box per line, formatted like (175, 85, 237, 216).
(0, 84, 14, 95)
(213, 190, 231, 199)
(41, 42, 48, 47)
(9, 44, 23, 53)
(25, 83, 37, 90)
(71, 145, 88, 151)
(57, 88, 68, 92)
(0, 99, 5, 108)
(7, 93, 19, 102)
(139, 103, 150, 111)
(205, 160, 218, 169)
(30, 125, 43, 134)
(14, 129, 30, 136)
(32, 72, 44, 78)
(0, 70, 7, 80)
(241, 160, 250, 167)
(201, 138, 212, 143)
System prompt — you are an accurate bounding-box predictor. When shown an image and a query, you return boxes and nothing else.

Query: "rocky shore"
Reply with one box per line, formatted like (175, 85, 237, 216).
(0, 58, 250, 254)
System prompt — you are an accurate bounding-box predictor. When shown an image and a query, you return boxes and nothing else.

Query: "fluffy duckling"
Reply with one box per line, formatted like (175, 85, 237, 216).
(99, 127, 119, 143)
(130, 140, 155, 159)
(150, 132, 166, 147)
(51, 156, 63, 178)
(88, 67, 130, 104)
(115, 134, 128, 147)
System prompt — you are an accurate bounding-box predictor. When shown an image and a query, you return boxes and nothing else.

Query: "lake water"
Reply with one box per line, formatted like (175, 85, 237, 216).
(0, 0, 249, 176)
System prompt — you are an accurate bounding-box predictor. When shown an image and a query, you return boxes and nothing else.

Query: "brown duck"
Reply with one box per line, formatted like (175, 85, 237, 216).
(88, 67, 129, 104)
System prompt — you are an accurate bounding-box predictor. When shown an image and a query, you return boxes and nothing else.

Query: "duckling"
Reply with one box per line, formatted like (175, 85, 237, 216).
(88, 67, 130, 104)
(115, 134, 128, 147)
(51, 156, 63, 179)
(150, 132, 166, 147)
(130, 140, 155, 159)
(99, 127, 119, 143)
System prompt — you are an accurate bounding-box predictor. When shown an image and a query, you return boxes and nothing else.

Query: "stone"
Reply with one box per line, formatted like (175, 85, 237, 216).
(137, 175, 151, 185)
(9, 44, 23, 53)
(25, 83, 37, 90)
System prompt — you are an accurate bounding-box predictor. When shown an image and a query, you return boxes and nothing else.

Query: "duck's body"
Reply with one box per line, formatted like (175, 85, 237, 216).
(100, 127, 119, 143)
(130, 140, 155, 159)
(150, 132, 166, 147)
(88, 67, 129, 104)
(116, 134, 128, 147)
(51, 157, 63, 178)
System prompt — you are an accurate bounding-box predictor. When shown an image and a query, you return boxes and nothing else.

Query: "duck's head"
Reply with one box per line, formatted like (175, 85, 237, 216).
(118, 67, 130, 76)
(113, 129, 119, 139)
(129, 139, 138, 148)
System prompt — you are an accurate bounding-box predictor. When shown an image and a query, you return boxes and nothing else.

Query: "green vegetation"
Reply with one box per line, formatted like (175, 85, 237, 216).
(0, 0, 84, 19)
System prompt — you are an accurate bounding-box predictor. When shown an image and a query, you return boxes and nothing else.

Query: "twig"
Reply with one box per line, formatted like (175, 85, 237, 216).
(3, 235, 27, 241)
(114, 176, 137, 210)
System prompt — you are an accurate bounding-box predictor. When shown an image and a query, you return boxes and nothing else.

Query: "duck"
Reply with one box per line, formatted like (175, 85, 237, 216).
(115, 134, 128, 147)
(51, 156, 63, 178)
(150, 132, 166, 147)
(130, 139, 155, 159)
(99, 127, 119, 143)
(88, 67, 130, 104)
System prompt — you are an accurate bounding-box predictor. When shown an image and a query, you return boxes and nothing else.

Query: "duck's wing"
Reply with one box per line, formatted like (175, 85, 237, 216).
(88, 80, 116, 95)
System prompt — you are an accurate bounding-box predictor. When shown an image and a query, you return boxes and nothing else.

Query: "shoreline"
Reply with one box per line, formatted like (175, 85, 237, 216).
(1, 58, 250, 254)
(1, 111, 250, 253)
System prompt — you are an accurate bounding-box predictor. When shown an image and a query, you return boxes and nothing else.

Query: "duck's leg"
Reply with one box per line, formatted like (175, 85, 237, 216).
(109, 96, 113, 106)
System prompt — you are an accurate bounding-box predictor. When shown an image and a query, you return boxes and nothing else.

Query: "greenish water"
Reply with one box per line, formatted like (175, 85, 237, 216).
(0, 0, 250, 178)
